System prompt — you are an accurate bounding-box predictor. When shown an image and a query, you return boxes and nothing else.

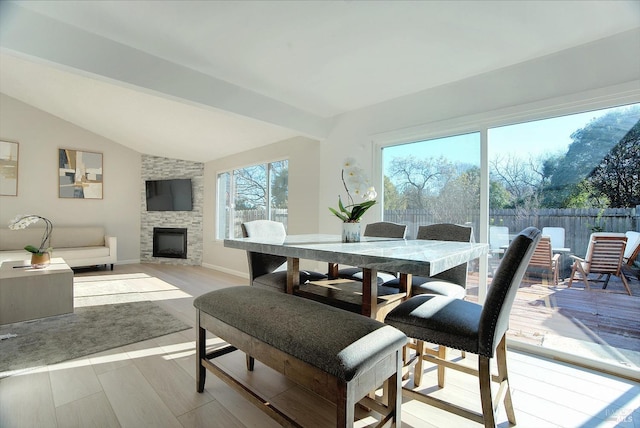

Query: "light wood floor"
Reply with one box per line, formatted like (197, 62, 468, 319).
(1, 263, 638, 427)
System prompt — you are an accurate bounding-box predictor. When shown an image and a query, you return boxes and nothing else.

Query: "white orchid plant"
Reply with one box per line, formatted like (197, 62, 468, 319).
(329, 158, 377, 223)
(8, 214, 53, 255)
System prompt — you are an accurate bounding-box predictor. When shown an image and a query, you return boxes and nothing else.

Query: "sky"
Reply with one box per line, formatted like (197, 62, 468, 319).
(382, 105, 622, 170)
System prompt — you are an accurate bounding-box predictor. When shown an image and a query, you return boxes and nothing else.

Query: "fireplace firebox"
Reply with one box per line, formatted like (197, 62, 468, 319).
(153, 227, 187, 259)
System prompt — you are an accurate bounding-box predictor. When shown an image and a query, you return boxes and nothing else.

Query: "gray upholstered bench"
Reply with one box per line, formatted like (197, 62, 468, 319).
(194, 286, 407, 427)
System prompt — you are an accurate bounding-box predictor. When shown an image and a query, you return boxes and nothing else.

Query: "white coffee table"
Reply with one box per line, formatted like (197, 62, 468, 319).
(0, 258, 74, 325)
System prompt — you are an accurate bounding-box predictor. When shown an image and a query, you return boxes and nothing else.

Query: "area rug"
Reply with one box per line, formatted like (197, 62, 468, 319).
(0, 301, 191, 377)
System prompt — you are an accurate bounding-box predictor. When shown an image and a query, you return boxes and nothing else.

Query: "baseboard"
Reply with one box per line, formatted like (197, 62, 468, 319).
(201, 263, 248, 279)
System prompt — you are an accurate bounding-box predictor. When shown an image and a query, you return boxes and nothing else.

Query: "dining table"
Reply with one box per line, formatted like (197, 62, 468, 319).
(224, 234, 489, 319)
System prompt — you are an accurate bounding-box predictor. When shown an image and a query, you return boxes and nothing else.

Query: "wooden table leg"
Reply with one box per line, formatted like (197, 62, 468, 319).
(286, 257, 300, 294)
(327, 262, 339, 279)
(399, 273, 412, 299)
(362, 267, 378, 319)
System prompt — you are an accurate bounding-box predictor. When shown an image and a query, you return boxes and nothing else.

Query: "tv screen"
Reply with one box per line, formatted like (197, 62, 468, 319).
(145, 179, 193, 211)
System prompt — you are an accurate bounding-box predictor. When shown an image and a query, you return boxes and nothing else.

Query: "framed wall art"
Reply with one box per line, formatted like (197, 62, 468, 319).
(0, 140, 19, 196)
(59, 148, 103, 199)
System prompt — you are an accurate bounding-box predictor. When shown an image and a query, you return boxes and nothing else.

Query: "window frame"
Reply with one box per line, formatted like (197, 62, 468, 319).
(216, 158, 289, 240)
(373, 87, 640, 301)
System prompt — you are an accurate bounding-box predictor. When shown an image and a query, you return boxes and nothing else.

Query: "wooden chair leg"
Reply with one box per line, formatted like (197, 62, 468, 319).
(437, 346, 447, 388)
(196, 324, 206, 392)
(402, 344, 411, 381)
(578, 265, 591, 290)
(414, 340, 426, 387)
(496, 336, 516, 425)
(246, 354, 254, 371)
(620, 273, 633, 296)
(478, 356, 496, 428)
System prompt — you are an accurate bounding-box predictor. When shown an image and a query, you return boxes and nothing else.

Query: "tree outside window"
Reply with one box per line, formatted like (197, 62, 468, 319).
(217, 160, 288, 239)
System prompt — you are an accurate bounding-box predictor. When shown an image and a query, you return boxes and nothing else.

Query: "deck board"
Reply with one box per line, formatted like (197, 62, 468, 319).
(466, 272, 640, 376)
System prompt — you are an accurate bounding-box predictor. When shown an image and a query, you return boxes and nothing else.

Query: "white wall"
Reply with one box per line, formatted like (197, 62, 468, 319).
(2, 29, 638, 277)
(203, 136, 322, 276)
(317, 28, 640, 235)
(203, 29, 640, 279)
(0, 93, 142, 264)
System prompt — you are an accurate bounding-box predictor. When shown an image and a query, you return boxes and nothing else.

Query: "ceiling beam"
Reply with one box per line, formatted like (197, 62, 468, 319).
(0, 2, 331, 139)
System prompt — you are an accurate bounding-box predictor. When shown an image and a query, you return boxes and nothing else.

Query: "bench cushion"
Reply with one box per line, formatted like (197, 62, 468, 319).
(194, 286, 407, 382)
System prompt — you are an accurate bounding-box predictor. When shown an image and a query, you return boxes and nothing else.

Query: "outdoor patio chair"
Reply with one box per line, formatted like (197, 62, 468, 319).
(489, 225, 509, 275)
(385, 227, 541, 428)
(541, 226, 566, 249)
(624, 231, 640, 266)
(526, 236, 561, 285)
(568, 232, 631, 296)
(241, 220, 326, 292)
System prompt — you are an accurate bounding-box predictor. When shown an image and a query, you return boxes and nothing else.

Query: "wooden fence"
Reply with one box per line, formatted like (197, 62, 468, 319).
(233, 206, 639, 258)
(385, 206, 640, 257)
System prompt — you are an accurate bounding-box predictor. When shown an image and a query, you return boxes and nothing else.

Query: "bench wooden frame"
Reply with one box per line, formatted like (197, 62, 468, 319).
(196, 308, 403, 427)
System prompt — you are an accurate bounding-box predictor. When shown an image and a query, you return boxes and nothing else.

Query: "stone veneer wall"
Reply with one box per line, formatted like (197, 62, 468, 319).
(140, 155, 204, 265)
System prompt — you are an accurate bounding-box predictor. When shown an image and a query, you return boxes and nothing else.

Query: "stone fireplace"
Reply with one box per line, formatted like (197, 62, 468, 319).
(141, 154, 203, 265)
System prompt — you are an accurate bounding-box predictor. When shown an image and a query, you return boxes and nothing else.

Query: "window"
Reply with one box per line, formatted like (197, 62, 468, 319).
(485, 102, 639, 375)
(378, 102, 639, 376)
(217, 160, 288, 239)
(382, 133, 481, 240)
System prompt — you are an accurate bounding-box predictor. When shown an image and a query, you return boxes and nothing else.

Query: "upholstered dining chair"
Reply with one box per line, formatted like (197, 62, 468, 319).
(382, 223, 474, 384)
(241, 220, 326, 292)
(335, 221, 407, 285)
(385, 227, 541, 428)
(383, 223, 473, 299)
(568, 232, 631, 296)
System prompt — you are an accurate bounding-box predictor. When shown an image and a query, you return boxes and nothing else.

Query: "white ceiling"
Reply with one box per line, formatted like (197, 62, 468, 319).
(1, 0, 639, 162)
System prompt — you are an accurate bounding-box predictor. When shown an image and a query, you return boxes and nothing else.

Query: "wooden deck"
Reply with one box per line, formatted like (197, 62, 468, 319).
(296, 266, 640, 376)
(467, 270, 640, 375)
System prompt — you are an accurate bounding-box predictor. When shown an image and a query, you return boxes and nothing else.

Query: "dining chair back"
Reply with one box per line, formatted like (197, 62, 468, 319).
(381, 223, 473, 298)
(336, 221, 407, 284)
(526, 236, 560, 285)
(568, 232, 631, 295)
(242, 220, 326, 291)
(385, 227, 541, 428)
(241, 220, 287, 282)
(541, 226, 566, 249)
(363, 221, 407, 239)
(415, 223, 473, 289)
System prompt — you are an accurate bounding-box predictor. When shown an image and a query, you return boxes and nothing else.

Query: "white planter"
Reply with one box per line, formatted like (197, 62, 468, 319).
(342, 222, 361, 243)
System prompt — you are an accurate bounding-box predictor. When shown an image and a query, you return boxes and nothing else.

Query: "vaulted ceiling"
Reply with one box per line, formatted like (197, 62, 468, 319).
(1, 1, 639, 162)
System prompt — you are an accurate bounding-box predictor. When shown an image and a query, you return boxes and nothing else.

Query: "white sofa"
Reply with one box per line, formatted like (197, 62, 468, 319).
(0, 226, 117, 269)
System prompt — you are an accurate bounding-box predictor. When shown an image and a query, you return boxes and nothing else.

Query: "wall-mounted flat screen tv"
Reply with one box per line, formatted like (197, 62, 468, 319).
(145, 178, 193, 211)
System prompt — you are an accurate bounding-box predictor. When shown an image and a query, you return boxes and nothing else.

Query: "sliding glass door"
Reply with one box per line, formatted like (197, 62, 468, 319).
(380, 102, 639, 375)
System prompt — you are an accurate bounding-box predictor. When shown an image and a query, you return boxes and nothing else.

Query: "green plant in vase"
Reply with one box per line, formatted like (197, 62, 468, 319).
(8, 214, 54, 267)
(329, 158, 377, 242)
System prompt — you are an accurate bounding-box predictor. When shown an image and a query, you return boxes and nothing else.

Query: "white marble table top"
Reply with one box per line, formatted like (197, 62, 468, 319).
(225, 234, 488, 277)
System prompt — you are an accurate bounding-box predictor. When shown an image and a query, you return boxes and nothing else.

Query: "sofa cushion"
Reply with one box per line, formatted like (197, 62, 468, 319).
(55, 246, 111, 259)
(52, 227, 105, 248)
